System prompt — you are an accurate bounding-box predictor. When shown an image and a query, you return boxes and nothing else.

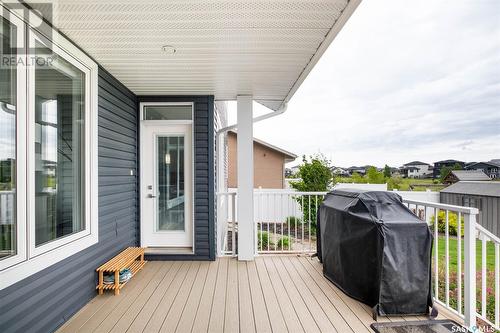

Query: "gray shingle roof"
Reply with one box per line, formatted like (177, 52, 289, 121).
(403, 161, 429, 166)
(450, 170, 491, 181)
(441, 181, 500, 197)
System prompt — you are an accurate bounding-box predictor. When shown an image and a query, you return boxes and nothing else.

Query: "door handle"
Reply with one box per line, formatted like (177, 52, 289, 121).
(148, 194, 157, 198)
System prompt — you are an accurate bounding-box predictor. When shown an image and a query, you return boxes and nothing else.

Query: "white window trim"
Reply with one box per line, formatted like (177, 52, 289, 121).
(0, 3, 99, 290)
(0, 8, 27, 271)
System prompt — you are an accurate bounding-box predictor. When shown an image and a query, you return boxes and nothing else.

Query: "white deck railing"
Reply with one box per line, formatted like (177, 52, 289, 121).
(217, 190, 496, 329)
(217, 190, 327, 256)
(0, 191, 15, 225)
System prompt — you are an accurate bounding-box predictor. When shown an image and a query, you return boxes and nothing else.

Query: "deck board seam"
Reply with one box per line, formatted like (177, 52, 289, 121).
(298, 257, 372, 332)
(264, 256, 306, 332)
(171, 265, 204, 332)
(289, 256, 360, 333)
(245, 261, 266, 333)
(159, 262, 200, 332)
(187, 262, 213, 333)
(109, 262, 173, 333)
(126, 261, 183, 333)
(283, 256, 345, 333)
(90, 262, 164, 332)
(278, 257, 326, 332)
(201, 260, 220, 333)
(304, 258, 377, 330)
(143, 261, 191, 332)
(254, 257, 288, 333)
(271, 256, 320, 333)
(258, 257, 292, 333)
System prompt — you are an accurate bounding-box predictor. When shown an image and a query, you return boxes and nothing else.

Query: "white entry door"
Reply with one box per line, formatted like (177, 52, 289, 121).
(140, 122, 193, 248)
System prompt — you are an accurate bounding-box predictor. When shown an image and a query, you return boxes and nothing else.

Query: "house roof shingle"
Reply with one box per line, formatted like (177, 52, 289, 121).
(441, 181, 500, 197)
(449, 170, 491, 181)
(403, 161, 430, 166)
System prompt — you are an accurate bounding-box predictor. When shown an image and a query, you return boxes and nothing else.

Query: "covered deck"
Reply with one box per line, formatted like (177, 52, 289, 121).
(57, 256, 459, 333)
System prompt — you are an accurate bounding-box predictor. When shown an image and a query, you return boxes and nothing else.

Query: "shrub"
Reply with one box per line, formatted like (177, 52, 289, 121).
(257, 231, 272, 250)
(431, 211, 464, 236)
(276, 236, 291, 250)
(286, 216, 302, 228)
(289, 154, 332, 228)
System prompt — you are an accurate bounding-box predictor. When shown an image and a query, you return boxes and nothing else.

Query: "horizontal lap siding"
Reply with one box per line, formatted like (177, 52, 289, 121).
(440, 192, 500, 237)
(0, 68, 139, 333)
(138, 96, 216, 261)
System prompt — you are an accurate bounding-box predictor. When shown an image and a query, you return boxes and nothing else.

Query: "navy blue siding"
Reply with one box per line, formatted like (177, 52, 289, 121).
(138, 96, 216, 261)
(0, 68, 139, 333)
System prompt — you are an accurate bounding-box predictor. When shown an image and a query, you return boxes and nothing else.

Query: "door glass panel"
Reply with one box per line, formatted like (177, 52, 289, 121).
(34, 39, 85, 246)
(0, 17, 17, 259)
(157, 135, 185, 231)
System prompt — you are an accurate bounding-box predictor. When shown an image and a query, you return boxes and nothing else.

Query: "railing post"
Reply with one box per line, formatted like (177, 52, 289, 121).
(464, 211, 477, 329)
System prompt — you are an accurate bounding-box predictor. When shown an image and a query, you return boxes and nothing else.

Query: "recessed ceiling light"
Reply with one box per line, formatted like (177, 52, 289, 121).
(161, 45, 176, 55)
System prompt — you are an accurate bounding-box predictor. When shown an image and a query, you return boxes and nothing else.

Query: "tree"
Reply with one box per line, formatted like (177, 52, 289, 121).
(289, 155, 333, 230)
(366, 166, 385, 184)
(289, 155, 333, 192)
(351, 172, 367, 184)
(383, 165, 391, 178)
(439, 163, 462, 183)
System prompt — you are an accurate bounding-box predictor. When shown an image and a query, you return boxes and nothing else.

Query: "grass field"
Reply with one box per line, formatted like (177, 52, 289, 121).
(335, 176, 444, 191)
(435, 236, 499, 324)
(436, 236, 496, 271)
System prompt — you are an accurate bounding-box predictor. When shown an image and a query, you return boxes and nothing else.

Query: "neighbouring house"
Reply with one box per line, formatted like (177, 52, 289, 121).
(331, 166, 350, 176)
(466, 161, 500, 179)
(289, 165, 301, 177)
(347, 166, 367, 175)
(443, 170, 491, 184)
(441, 181, 500, 236)
(400, 161, 432, 178)
(0, 2, 361, 332)
(433, 159, 466, 178)
(227, 131, 297, 189)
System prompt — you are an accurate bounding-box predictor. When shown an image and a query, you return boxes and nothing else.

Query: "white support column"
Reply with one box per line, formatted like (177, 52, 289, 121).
(464, 211, 477, 329)
(236, 95, 254, 260)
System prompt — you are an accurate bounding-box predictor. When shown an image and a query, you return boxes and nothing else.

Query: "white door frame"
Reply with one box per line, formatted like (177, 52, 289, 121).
(139, 102, 195, 250)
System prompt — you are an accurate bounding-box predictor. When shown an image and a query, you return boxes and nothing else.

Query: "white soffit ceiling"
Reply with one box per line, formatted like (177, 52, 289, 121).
(25, 0, 360, 110)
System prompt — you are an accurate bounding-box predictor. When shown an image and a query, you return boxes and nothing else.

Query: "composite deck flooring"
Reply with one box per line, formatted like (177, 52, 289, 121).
(58, 256, 461, 333)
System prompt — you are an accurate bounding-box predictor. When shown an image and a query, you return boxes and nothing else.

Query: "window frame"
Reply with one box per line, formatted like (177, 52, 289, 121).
(0, 9, 27, 271)
(0, 4, 98, 290)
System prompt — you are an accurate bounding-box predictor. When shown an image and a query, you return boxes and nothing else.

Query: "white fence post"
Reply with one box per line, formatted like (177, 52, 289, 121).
(464, 211, 477, 328)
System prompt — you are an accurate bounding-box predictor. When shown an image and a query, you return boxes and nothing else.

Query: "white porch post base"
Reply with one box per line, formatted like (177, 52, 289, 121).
(236, 95, 254, 260)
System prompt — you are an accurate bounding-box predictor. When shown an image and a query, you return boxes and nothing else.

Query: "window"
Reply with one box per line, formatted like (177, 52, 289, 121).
(34, 39, 85, 247)
(144, 105, 193, 120)
(462, 196, 482, 210)
(0, 16, 17, 260)
(0, 5, 98, 289)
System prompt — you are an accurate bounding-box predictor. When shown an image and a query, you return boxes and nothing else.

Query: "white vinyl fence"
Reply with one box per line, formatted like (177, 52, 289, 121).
(0, 191, 14, 225)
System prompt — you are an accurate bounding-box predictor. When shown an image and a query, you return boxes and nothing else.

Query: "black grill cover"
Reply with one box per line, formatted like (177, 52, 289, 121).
(317, 189, 433, 316)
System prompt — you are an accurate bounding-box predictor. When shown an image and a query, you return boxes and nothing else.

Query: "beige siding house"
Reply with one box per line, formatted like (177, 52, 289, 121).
(227, 131, 296, 189)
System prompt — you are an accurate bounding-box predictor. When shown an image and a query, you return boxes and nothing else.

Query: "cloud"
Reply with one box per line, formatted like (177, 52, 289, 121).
(227, 0, 500, 167)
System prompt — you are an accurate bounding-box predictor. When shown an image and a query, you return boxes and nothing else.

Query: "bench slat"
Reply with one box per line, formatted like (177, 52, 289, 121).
(96, 247, 146, 295)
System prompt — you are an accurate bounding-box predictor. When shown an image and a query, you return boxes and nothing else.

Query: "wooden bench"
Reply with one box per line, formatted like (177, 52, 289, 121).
(96, 247, 146, 295)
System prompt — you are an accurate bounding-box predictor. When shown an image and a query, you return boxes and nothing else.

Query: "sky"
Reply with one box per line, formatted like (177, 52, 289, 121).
(227, 0, 500, 168)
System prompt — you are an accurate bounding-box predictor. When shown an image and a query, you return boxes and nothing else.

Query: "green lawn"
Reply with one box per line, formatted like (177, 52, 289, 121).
(436, 236, 496, 271)
(334, 176, 443, 191)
